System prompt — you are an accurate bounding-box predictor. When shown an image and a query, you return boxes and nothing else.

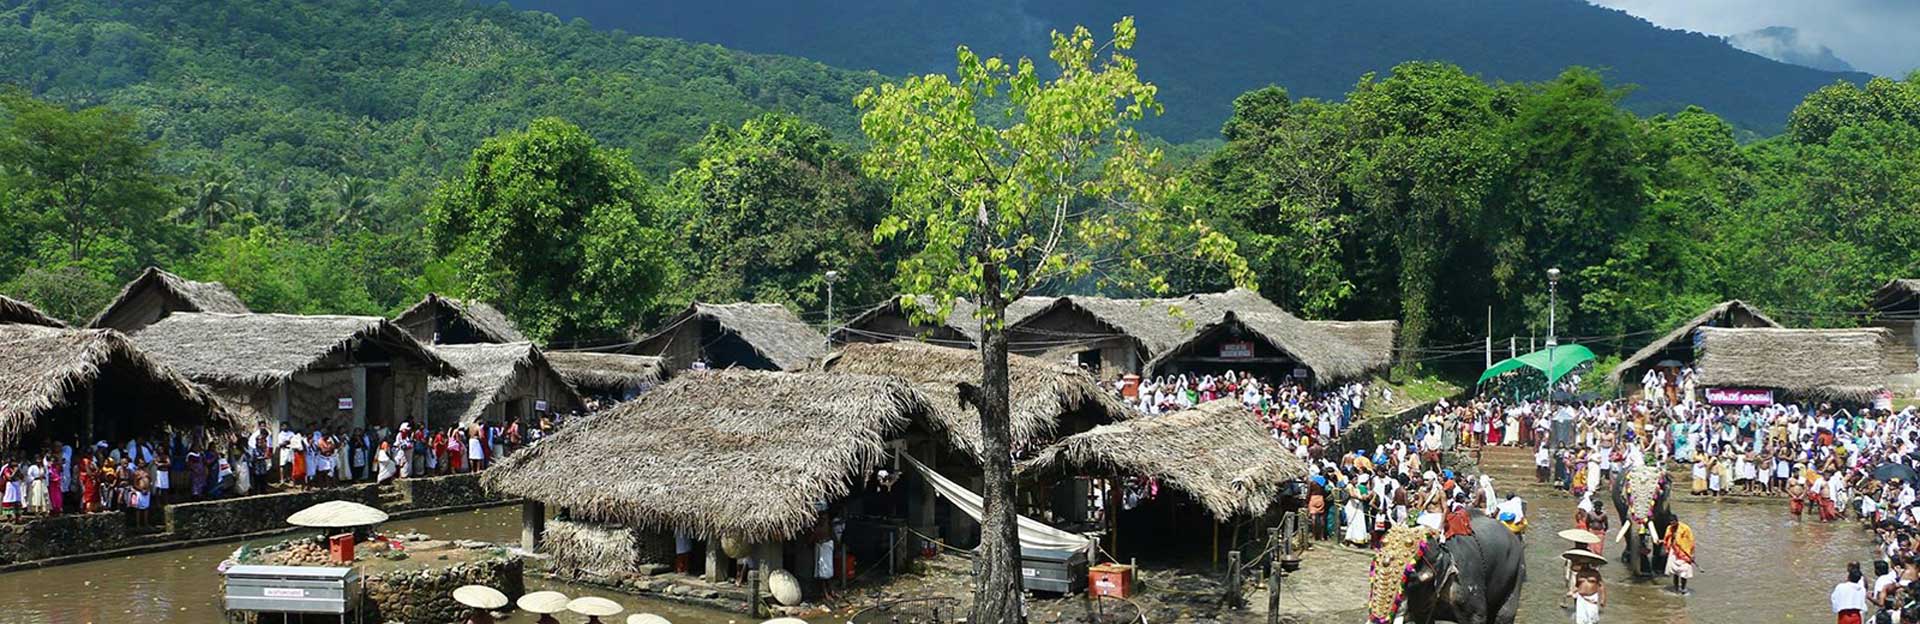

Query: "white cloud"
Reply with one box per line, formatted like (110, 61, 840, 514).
(1587, 0, 1920, 76)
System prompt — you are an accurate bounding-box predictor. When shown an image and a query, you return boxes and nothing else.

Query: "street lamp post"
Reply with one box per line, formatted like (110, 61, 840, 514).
(824, 270, 842, 350)
(1546, 267, 1562, 447)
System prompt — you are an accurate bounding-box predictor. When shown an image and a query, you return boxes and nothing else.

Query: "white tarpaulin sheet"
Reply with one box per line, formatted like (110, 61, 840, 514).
(905, 454, 1094, 553)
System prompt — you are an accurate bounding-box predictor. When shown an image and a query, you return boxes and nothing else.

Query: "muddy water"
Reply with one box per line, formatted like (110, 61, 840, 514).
(0, 507, 738, 624)
(1512, 486, 1878, 623)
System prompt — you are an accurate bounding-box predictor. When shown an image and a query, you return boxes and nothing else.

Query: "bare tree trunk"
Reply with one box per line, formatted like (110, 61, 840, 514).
(971, 258, 1024, 624)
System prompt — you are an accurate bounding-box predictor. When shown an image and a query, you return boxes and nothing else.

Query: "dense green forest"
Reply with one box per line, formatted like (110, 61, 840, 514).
(510, 0, 1870, 141)
(2, 1, 1917, 371)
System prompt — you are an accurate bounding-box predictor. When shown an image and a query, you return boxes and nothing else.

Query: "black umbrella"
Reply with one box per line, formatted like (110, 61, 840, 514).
(1873, 463, 1920, 484)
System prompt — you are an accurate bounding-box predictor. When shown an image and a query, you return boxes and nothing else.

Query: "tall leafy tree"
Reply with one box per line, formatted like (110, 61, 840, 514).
(0, 89, 174, 264)
(857, 19, 1245, 622)
(663, 114, 894, 313)
(426, 117, 676, 343)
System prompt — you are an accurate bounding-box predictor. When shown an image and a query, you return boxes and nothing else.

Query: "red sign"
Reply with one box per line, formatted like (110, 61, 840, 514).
(1219, 341, 1254, 359)
(1704, 388, 1773, 406)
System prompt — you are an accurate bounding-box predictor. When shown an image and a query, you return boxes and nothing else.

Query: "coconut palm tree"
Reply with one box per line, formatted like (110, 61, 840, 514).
(180, 170, 239, 229)
(327, 176, 377, 237)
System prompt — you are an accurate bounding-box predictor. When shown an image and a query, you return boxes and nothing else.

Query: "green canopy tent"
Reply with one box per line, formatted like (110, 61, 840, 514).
(1476, 344, 1597, 387)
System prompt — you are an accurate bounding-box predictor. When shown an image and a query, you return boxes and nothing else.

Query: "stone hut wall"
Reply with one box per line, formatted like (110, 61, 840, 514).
(362, 554, 524, 624)
(394, 472, 498, 509)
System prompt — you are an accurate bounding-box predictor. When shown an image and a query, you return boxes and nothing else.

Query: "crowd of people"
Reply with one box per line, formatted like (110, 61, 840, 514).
(0, 415, 563, 526)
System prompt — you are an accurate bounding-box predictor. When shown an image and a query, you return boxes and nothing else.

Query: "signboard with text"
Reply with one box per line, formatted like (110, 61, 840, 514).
(1219, 341, 1255, 359)
(1704, 387, 1772, 406)
(336, 397, 353, 410)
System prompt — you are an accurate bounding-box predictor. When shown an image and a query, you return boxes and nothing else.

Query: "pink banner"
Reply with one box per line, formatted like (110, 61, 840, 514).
(1704, 387, 1773, 406)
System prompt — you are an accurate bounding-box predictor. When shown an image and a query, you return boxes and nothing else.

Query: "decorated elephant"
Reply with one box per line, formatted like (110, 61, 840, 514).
(1368, 515, 1526, 624)
(1611, 464, 1672, 578)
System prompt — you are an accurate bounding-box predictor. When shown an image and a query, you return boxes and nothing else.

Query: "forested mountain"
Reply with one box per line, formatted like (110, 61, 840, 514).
(0, 0, 878, 187)
(510, 0, 1871, 141)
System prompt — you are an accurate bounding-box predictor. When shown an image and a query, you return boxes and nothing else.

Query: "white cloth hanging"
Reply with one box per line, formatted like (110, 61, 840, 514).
(903, 454, 1094, 553)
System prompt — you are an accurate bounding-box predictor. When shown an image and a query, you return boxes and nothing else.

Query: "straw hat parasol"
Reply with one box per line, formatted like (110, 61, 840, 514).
(568, 596, 625, 617)
(768, 569, 803, 606)
(452, 585, 509, 610)
(286, 501, 390, 528)
(1557, 529, 1601, 545)
(1562, 549, 1607, 565)
(628, 615, 672, 624)
(763, 619, 811, 624)
(517, 590, 570, 614)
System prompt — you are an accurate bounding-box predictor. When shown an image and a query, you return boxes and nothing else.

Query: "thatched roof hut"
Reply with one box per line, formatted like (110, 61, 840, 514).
(483, 369, 933, 541)
(542, 351, 667, 397)
(392, 293, 528, 345)
(1147, 309, 1387, 383)
(1020, 400, 1309, 520)
(0, 294, 67, 328)
(1306, 320, 1399, 374)
(1692, 327, 1907, 401)
(820, 341, 1131, 461)
(0, 324, 231, 448)
(130, 313, 456, 386)
(631, 302, 825, 372)
(89, 267, 248, 333)
(428, 342, 584, 425)
(834, 295, 1055, 347)
(1865, 280, 1920, 375)
(1610, 300, 1781, 386)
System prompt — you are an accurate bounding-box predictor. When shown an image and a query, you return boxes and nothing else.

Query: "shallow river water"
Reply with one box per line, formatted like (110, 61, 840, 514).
(0, 492, 1884, 624)
(1510, 484, 1878, 623)
(0, 506, 738, 624)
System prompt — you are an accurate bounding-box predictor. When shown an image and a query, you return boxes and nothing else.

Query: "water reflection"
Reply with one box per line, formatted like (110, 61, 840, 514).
(0, 507, 737, 624)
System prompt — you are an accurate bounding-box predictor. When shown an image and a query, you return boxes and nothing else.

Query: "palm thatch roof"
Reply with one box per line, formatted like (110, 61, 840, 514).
(1867, 279, 1920, 317)
(835, 295, 1057, 346)
(1693, 327, 1905, 400)
(392, 293, 529, 344)
(0, 324, 232, 447)
(820, 341, 1131, 461)
(1020, 400, 1309, 520)
(1306, 320, 1399, 373)
(88, 267, 248, 330)
(543, 351, 667, 393)
(1147, 309, 1386, 383)
(130, 313, 457, 387)
(428, 342, 583, 425)
(0, 294, 67, 328)
(634, 302, 825, 371)
(1609, 300, 1782, 384)
(483, 369, 933, 541)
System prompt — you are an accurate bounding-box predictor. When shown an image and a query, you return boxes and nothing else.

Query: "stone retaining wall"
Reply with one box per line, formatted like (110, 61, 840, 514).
(363, 553, 525, 624)
(394, 472, 495, 509)
(0, 512, 134, 565)
(166, 484, 380, 540)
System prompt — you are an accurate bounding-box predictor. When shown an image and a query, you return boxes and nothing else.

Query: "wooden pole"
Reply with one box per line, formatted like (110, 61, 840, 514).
(519, 501, 545, 551)
(1225, 550, 1242, 609)
(1266, 528, 1281, 624)
(1212, 521, 1220, 570)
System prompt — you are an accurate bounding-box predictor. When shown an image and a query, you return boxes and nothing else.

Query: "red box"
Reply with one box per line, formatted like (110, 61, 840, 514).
(1088, 563, 1134, 598)
(329, 533, 354, 563)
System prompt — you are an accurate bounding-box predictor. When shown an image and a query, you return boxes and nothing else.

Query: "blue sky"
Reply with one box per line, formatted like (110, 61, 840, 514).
(1589, 0, 1919, 76)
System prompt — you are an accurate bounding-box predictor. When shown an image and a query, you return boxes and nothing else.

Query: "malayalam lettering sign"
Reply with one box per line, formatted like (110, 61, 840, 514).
(1704, 387, 1772, 406)
(336, 397, 353, 411)
(1219, 341, 1255, 359)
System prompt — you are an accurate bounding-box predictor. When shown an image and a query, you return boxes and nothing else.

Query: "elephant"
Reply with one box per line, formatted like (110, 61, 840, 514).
(1399, 514, 1527, 624)
(1611, 466, 1673, 578)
